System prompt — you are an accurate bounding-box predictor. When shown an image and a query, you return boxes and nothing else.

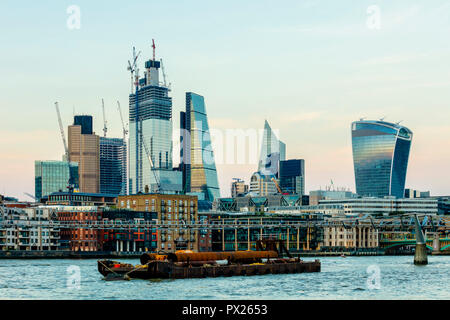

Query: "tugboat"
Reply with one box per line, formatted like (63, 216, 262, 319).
(97, 240, 321, 280)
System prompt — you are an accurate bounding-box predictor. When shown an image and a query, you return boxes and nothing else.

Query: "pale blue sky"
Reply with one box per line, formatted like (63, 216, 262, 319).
(1, 1, 450, 199)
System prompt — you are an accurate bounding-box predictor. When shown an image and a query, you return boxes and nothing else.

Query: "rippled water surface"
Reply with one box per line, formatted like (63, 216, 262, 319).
(0, 256, 449, 300)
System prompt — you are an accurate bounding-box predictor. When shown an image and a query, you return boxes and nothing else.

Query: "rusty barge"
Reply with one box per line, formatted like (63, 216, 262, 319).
(97, 240, 321, 280)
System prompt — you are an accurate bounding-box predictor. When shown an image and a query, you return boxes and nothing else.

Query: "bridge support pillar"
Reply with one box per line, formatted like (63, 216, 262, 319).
(414, 243, 428, 265)
(413, 215, 428, 265)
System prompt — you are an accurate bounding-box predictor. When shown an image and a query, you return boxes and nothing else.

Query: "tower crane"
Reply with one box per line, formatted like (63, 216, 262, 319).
(55, 102, 75, 205)
(102, 99, 107, 137)
(117, 101, 128, 140)
(139, 128, 162, 193)
(128, 46, 141, 192)
(160, 58, 171, 90)
(152, 39, 156, 61)
(102, 98, 107, 137)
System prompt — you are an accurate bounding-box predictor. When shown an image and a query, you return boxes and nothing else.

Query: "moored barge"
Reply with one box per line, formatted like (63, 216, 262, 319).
(97, 240, 321, 280)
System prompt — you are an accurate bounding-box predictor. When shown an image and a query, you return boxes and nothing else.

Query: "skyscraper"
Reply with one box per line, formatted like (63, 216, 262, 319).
(100, 137, 127, 196)
(68, 115, 100, 193)
(180, 92, 220, 201)
(35, 160, 79, 201)
(351, 120, 413, 198)
(279, 159, 305, 195)
(129, 56, 174, 194)
(258, 120, 286, 177)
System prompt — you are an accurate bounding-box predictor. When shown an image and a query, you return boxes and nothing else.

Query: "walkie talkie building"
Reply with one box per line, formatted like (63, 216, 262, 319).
(351, 120, 413, 198)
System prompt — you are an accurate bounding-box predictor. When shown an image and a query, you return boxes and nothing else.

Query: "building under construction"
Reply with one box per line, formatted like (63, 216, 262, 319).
(128, 42, 182, 195)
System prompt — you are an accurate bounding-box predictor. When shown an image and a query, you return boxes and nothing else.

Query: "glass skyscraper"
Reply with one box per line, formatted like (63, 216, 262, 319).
(35, 160, 79, 201)
(180, 92, 220, 201)
(280, 159, 305, 195)
(129, 58, 173, 194)
(258, 120, 286, 177)
(100, 137, 127, 196)
(351, 120, 413, 198)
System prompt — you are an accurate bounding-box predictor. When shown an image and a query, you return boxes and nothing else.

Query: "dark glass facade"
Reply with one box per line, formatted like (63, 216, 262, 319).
(351, 120, 412, 198)
(100, 137, 127, 196)
(280, 159, 305, 195)
(74, 115, 93, 135)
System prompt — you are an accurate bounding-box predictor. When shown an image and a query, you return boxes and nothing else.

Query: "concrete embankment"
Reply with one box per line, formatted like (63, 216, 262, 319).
(0, 251, 142, 259)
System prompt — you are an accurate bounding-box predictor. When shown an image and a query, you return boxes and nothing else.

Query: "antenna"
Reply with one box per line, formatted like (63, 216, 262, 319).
(396, 120, 403, 125)
(380, 116, 386, 121)
(102, 98, 107, 138)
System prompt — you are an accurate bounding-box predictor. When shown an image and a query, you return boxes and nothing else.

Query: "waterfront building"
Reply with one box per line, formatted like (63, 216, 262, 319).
(231, 178, 249, 198)
(322, 220, 379, 250)
(57, 206, 100, 251)
(0, 206, 60, 251)
(266, 204, 345, 217)
(215, 194, 309, 213)
(129, 55, 173, 194)
(43, 192, 117, 207)
(319, 197, 438, 217)
(210, 213, 323, 252)
(249, 172, 278, 196)
(351, 120, 413, 198)
(68, 115, 100, 193)
(117, 194, 199, 252)
(258, 120, 286, 177)
(279, 159, 305, 195)
(309, 189, 358, 206)
(180, 92, 220, 201)
(100, 137, 127, 196)
(35, 160, 79, 201)
(99, 209, 157, 252)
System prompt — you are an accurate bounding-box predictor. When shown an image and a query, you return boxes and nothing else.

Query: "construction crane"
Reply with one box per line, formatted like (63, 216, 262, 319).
(270, 177, 289, 195)
(117, 101, 128, 140)
(54, 102, 75, 205)
(140, 129, 161, 193)
(152, 39, 156, 61)
(102, 98, 107, 137)
(127, 47, 141, 94)
(127, 46, 141, 192)
(160, 58, 171, 90)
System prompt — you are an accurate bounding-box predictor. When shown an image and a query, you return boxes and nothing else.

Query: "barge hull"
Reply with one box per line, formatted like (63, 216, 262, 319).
(98, 259, 321, 280)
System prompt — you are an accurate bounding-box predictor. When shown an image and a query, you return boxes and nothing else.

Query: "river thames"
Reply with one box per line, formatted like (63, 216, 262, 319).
(1, 256, 449, 300)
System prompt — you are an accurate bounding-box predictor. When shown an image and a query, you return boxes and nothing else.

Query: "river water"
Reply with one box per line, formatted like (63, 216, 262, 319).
(0, 256, 449, 300)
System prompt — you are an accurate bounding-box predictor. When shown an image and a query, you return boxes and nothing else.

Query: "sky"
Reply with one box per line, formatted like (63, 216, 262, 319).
(0, 0, 449, 200)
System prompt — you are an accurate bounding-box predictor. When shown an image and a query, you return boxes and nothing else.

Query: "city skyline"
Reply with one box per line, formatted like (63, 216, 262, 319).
(1, 1, 450, 200)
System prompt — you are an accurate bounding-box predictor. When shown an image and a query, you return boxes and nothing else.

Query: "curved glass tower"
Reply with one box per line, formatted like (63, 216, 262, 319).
(351, 120, 412, 198)
(180, 92, 220, 201)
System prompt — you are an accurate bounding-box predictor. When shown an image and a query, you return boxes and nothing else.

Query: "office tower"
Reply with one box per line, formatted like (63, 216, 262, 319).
(35, 160, 79, 201)
(100, 137, 127, 196)
(249, 172, 278, 196)
(68, 115, 100, 193)
(258, 120, 285, 177)
(129, 56, 174, 194)
(231, 178, 249, 198)
(279, 159, 305, 195)
(180, 92, 220, 201)
(351, 120, 413, 198)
